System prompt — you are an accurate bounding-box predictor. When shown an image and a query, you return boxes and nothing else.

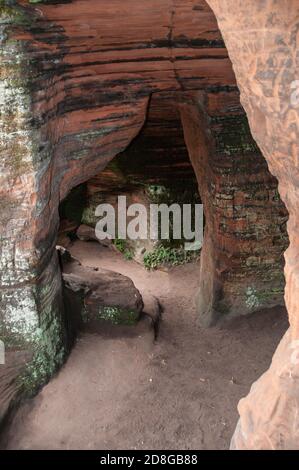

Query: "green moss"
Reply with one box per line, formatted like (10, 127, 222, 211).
(20, 315, 65, 396)
(0, 285, 66, 396)
(0, 11, 41, 178)
(74, 291, 139, 326)
(244, 282, 285, 311)
(245, 286, 259, 309)
(254, 286, 285, 302)
(212, 115, 259, 157)
(97, 307, 139, 326)
(0, 1, 33, 27)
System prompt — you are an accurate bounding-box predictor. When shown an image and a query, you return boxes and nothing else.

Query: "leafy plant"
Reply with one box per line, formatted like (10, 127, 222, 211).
(113, 238, 134, 261)
(114, 238, 127, 253)
(143, 245, 199, 270)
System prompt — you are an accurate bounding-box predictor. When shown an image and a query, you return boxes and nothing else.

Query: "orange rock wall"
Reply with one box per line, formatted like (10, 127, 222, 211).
(206, 0, 299, 449)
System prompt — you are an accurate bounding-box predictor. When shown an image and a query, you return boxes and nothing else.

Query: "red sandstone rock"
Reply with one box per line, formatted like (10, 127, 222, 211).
(206, 0, 299, 449)
(62, 256, 144, 325)
(76, 224, 112, 246)
(0, 351, 31, 427)
(0, 0, 295, 446)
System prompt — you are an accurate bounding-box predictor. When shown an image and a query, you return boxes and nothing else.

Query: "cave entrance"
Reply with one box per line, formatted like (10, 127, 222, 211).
(58, 89, 289, 333)
(5, 88, 290, 449)
(57, 92, 202, 342)
(50, 89, 289, 450)
(0, 0, 294, 452)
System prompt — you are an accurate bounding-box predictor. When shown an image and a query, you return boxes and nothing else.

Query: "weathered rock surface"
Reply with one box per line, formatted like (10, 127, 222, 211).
(141, 293, 163, 340)
(0, 351, 31, 431)
(179, 92, 288, 325)
(63, 88, 288, 323)
(206, 0, 299, 449)
(230, 328, 299, 450)
(0, 0, 287, 356)
(0, 0, 294, 443)
(62, 257, 144, 326)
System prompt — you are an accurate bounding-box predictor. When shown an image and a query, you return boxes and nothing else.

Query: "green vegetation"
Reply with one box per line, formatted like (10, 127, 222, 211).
(113, 238, 134, 260)
(9, 300, 66, 397)
(0, 0, 34, 27)
(21, 317, 65, 396)
(143, 244, 199, 270)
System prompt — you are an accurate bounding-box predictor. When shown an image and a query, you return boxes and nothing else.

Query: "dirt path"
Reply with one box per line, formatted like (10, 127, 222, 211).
(1, 241, 288, 450)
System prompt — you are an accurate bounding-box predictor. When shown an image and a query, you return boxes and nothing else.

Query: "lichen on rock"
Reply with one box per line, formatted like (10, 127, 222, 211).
(97, 307, 139, 326)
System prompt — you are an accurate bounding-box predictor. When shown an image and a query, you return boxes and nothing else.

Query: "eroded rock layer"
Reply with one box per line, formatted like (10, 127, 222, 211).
(180, 91, 288, 325)
(61, 88, 288, 325)
(0, 0, 289, 413)
(206, 0, 299, 449)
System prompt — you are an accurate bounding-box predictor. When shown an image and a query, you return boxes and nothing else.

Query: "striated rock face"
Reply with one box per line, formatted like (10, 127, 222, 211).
(61, 88, 288, 323)
(0, 350, 31, 430)
(179, 91, 288, 325)
(0, 0, 291, 430)
(116, 92, 197, 185)
(206, 0, 299, 449)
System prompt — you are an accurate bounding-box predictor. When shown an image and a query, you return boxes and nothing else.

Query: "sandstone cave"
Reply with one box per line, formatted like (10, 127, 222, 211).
(0, 0, 298, 452)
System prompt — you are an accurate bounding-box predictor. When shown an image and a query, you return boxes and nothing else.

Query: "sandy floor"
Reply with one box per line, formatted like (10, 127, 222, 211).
(1, 241, 289, 450)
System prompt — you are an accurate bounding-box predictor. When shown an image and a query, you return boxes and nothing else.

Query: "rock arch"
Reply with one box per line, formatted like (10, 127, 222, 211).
(0, 0, 295, 447)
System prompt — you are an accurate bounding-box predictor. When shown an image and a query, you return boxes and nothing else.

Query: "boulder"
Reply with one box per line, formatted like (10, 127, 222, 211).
(76, 224, 113, 248)
(62, 256, 143, 326)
